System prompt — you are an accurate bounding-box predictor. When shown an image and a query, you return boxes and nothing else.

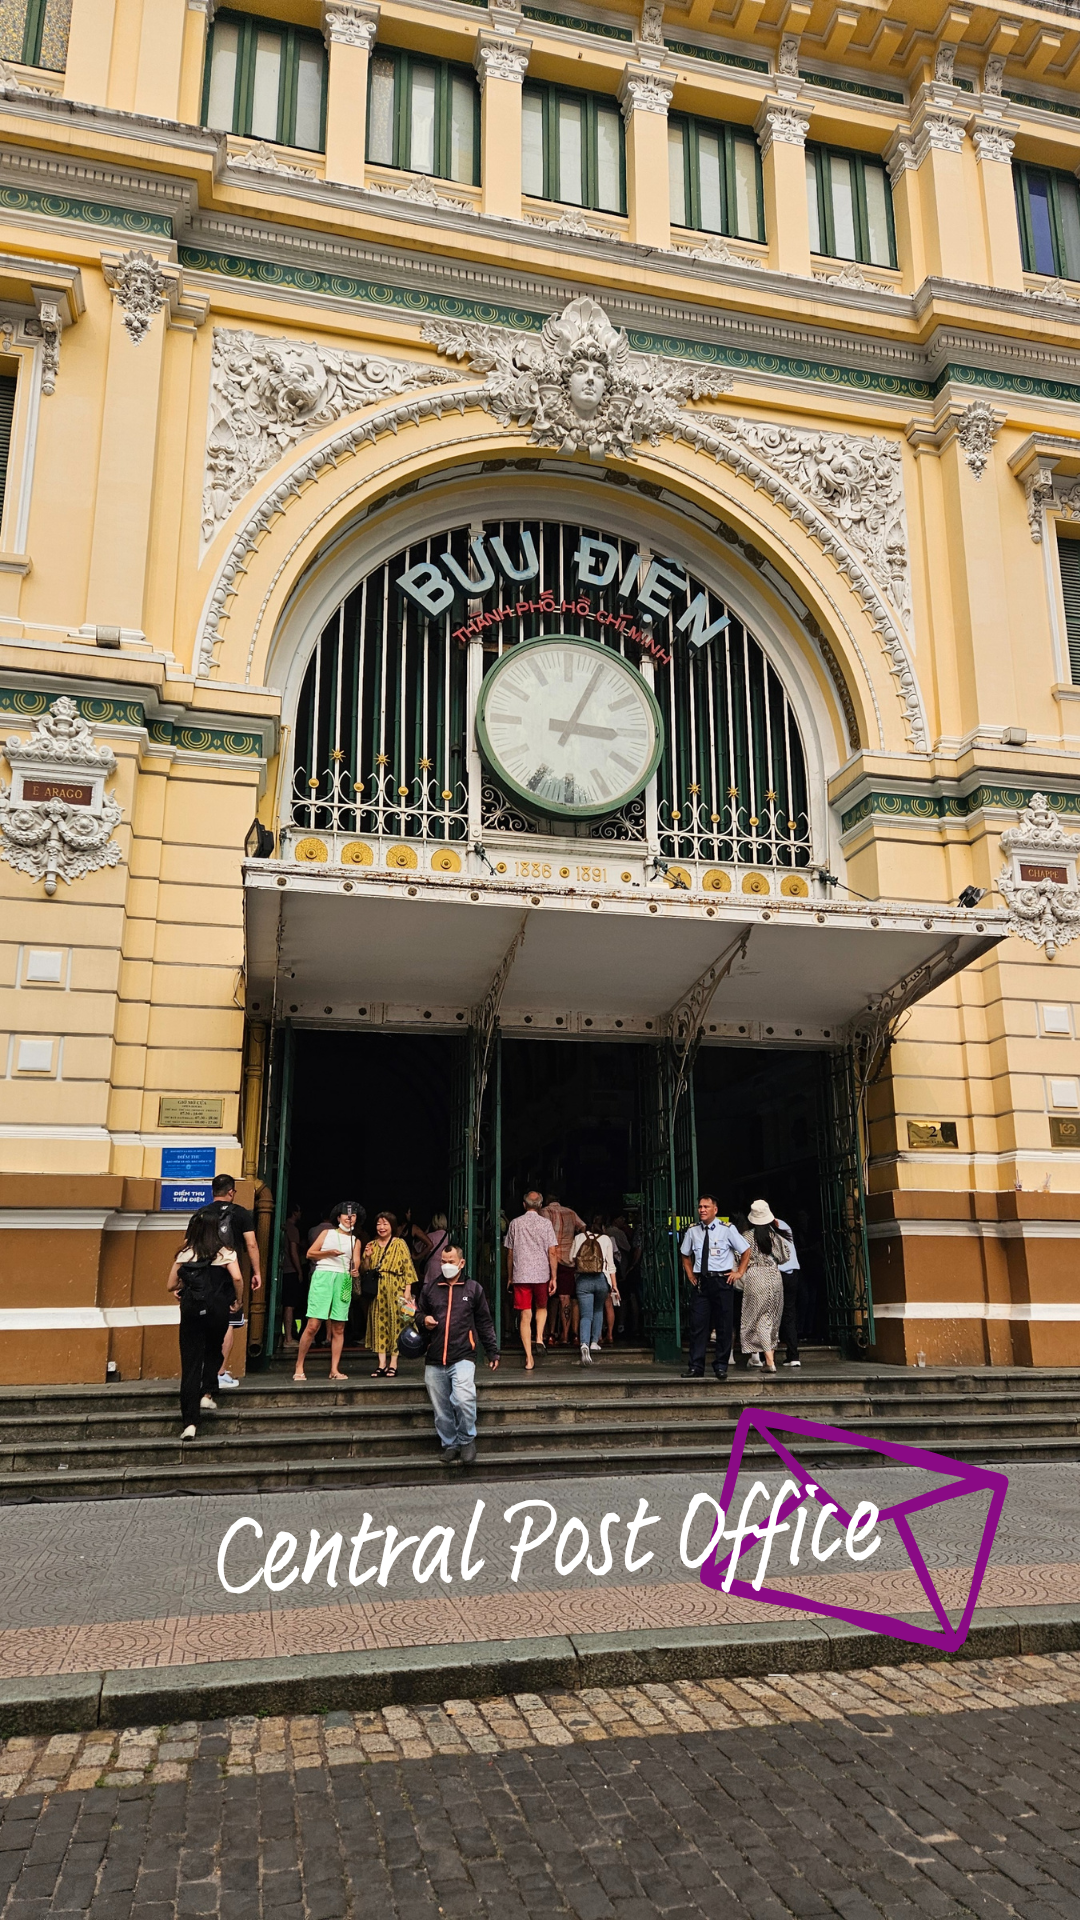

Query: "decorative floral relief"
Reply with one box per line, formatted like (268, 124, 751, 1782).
(998, 795, 1080, 958)
(813, 261, 891, 294)
(202, 329, 454, 546)
(0, 699, 122, 895)
(954, 399, 998, 481)
(102, 249, 168, 345)
(675, 233, 762, 268)
(230, 142, 317, 179)
(421, 295, 731, 462)
(525, 207, 619, 238)
(698, 416, 912, 631)
(366, 175, 473, 211)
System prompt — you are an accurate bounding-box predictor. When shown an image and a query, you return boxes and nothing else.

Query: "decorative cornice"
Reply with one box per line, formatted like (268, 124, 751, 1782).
(321, 2, 379, 49)
(618, 66, 673, 117)
(971, 122, 1015, 164)
(475, 32, 531, 85)
(842, 784, 1080, 834)
(0, 685, 267, 756)
(754, 99, 811, 155)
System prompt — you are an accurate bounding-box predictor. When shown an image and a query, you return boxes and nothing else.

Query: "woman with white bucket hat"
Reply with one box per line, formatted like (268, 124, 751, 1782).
(739, 1200, 790, 1373)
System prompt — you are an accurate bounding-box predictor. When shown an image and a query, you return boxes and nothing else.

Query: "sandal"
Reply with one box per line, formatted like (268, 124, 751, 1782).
(292, 1372, 307, 1383)
(385, 1366, 398, 1379)
(370, 1367, 389, 1377)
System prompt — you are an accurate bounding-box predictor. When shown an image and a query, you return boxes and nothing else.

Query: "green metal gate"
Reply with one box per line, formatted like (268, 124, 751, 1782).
(817, 1046, 873, 1354)
(637, 1044, 697, 1363)
(448, 1023, 503, 1341)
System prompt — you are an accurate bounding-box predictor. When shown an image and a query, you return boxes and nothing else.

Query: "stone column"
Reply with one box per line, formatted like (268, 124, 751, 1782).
(132, 0, 188, 119)
(908, 81, 971, 281)
(322, 1, 380, 189)
(754, 98, 812, 277)
(885, 132, 926, 291)
(475, 34, 530, 221)
(63, 0, 117, 105)
(618, 67, 673, 249)
(970, 119, 1024, 291)
(178, 0, 215, 126)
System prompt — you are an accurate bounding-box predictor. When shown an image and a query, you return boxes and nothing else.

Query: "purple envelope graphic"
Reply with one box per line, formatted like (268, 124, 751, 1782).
(701, 1408, 1008, 1651)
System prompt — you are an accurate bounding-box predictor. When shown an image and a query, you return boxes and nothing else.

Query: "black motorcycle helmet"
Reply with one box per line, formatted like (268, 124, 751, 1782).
(398, 1323, 427, 1358)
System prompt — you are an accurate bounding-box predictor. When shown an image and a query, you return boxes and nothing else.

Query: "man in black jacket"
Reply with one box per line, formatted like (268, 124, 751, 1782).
(416, 1244, 500, 1465)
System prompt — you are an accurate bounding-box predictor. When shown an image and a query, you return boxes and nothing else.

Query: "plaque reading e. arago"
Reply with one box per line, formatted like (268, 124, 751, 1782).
(907, 1120, 959, 1149)
(158, 1096, 224, 1128)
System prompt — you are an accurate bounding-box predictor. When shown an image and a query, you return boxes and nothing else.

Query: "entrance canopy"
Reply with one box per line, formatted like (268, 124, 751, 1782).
(244, 865, 1005, 1041)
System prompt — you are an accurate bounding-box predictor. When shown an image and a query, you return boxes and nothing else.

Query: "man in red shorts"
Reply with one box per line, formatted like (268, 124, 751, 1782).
(504, 1190, 558, 1370)
(542, 1192, 586, 1346)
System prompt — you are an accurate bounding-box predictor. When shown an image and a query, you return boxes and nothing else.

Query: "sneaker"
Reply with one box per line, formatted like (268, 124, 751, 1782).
(459, 1439, 477, 1466)
(745, 1355, 764, 1370)
(783, 1359, 802, 1368)
(199, 1395, 218, 1411)
(180, 1424, 197, 1440)
(580, 1343, 592, 1364)
(440, 1445, 460, 1465)
(217, 1371, 239, 1388)
(589, 1342, 602, 1352)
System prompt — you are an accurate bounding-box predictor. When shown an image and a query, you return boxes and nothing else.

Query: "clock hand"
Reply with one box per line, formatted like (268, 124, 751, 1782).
(554, 664, 602, 747)
(547, 719, 618, 741)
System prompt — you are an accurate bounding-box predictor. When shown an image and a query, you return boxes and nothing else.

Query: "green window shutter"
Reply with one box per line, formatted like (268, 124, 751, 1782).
(0, 371, 17, 531)
(1058, 537, 1080, 684)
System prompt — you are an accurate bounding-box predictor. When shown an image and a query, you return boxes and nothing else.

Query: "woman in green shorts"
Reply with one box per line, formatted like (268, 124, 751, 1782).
(293, 1201, 361, 1383)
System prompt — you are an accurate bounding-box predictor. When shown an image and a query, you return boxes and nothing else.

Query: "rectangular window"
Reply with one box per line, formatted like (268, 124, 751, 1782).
(1058, 535, 1080, 683)
(521, 81, 625, 215)
(202, 9, 327, 153)
(0, 0, 70, 72)
(365, 46, 480, 186)
(806, 143, 896, 268)
(667, 113, 763, 243)
(0, 369, 16, 532)
(1015, 162, 1080, 281)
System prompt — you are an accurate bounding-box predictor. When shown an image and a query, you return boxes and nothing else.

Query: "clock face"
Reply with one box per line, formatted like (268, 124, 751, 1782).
(476, 634, 664, 819)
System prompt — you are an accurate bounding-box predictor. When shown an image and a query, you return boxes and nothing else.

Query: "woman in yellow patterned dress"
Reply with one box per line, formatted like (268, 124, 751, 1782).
(363, 1212, 418, 1378)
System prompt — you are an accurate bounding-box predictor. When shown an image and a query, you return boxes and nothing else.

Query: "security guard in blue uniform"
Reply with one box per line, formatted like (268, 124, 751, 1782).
(679, 1195, 751, 1380)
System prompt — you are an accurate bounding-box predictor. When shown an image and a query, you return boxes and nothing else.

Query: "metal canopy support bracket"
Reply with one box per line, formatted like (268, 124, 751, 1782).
(451, 914, 529, 1281)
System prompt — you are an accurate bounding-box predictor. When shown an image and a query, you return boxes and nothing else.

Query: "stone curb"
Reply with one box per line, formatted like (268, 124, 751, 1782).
(2, 1604, 1078, 1737)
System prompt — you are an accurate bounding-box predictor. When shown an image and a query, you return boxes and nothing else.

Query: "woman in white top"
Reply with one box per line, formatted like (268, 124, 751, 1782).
(569, 1218, 619, 1365)
(294, 1201, 361, 1384)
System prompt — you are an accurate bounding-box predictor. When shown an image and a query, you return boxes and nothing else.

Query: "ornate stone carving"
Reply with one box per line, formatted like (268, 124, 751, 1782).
(230, 142, 317, 178)
(27, 300, 61, 395)
(756, 103, 810, 153)
(813, 260, 890, 294)
(102, 249, 168, 345)
(1023, 463, 1057, 542)
(475, 36, 530, 85)
(366, 174, 472, 210)
(1028, 278, 1080, 307)
(885, 136, 917, 180)
(934, 43, 957, 84)
(983, 53, 1005, 95)
(202, 329, 454, 544)
(0, 699, 122, 896)
(422, 294, 730, 462)
(973, 126, 1014, 163)
(955, 399, 999, 480)
(701, 416, 912, 630)
(639, 2, 665, 46)
(677, 233, 762, 268)
(0, 59, 43, 97)
(618, 69, 673, 116)
(998, 796, 1080, 958)
(525, 207, 618, 238)
(777, 33, 800, 77)
(920, 115, 964, 154)
(322, 3, 379, 49)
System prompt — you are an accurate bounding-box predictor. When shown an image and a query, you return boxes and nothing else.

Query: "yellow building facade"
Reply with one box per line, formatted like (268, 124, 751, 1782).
(3, 0, 1080, 1385)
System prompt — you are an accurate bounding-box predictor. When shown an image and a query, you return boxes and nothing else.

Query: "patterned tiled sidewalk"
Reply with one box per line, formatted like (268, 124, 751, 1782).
(3, 1651, 1080, 1800)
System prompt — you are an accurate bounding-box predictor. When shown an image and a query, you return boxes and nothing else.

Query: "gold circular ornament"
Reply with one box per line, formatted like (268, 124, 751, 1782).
(386, 844, 418, 870)
(780, 875, 809, 897)
(621, 871, 633, 883)
(495, 861, 507, 874)
(665, 866, 692, 890)
(742, 872, 770, 895)
(702, 869, 731, 892)
(560, 867, 570, 878)
(293, 837, 328, 863)
(340, 841, 373, 866)
(431, 848, 462, 873)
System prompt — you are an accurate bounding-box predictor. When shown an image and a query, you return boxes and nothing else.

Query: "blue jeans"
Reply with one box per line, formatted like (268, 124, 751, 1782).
(575, 1276, 608, 1347)
(425, 1359, 477, 1448)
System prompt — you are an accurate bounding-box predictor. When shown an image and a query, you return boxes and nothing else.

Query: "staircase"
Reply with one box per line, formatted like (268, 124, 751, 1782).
(2, 1351, 1080, 1502)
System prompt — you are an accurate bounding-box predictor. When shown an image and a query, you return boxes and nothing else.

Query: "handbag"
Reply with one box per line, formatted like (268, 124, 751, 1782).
(358, 1236, 381, 1301)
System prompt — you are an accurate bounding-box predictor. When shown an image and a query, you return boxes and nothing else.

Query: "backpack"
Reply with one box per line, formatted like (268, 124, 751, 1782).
(179, 1254, 230, 1315)
(575, 1232, 605, 1275)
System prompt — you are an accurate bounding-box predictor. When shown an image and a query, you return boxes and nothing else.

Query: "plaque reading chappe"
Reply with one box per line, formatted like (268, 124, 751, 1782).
(158, 1096, 224, 1128)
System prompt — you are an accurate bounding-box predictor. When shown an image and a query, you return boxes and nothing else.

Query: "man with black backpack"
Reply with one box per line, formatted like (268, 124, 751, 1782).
(166, 1213, 244, 1438)
(186, 1175, 262, 1388)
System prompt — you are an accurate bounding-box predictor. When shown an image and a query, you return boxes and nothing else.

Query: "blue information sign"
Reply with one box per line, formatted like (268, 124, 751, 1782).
(161, 1148, 216, 1180)
(160, 1180, 214, 1213)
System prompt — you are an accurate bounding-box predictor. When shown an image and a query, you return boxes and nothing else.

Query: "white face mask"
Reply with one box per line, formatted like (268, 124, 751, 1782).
(441, 1261, 462, 1279)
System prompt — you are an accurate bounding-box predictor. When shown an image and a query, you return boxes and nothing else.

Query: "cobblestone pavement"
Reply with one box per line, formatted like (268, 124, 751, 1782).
(1, 1655, 1080, 1915)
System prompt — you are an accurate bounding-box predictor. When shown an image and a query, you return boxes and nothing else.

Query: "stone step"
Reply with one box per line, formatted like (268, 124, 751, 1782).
(4, 1426, 1080, 1503)
(3, 1406, 1080, 1481)
(2, 1383, 1079, 1446)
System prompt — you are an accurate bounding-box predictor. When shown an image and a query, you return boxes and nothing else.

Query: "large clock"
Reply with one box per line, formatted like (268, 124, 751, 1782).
(476, 634, 664, 819)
